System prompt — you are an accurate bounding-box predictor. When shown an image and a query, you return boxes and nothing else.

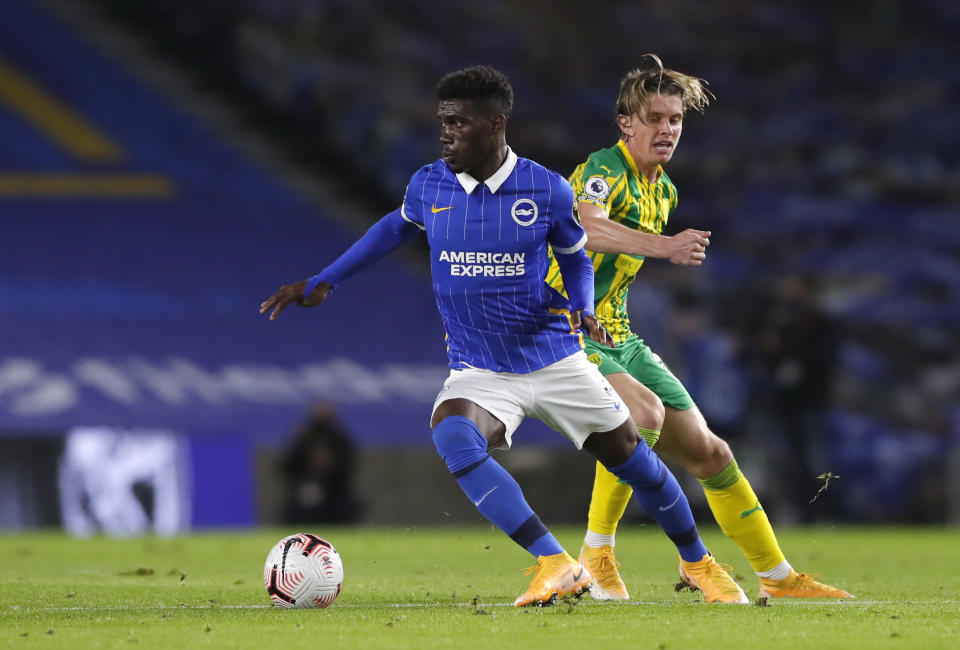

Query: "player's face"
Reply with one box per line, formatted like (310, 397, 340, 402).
(437, 99, 499, 175)
(621, 93, 684, 173)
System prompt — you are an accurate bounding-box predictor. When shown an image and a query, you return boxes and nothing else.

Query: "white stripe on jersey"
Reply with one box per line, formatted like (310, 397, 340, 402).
(400, 204, 425, 230)
(478, 287, 513, 370)
(542, 318, 559, 363)
(429, 167, 443, 239)
(515, 286, 545, 368)
(497, 286, 532, 373)
(545, 168, 553, 243)
(514, 170, 521, 243)
(455, 284, 493, 369)
(497, 188, 502, 241)
(421, 165, 435, 230)
(552, 232, 588, 255)
(437, 282, 459, 367)
(445, 187, 452, 240)
(545, 165, 553, 205)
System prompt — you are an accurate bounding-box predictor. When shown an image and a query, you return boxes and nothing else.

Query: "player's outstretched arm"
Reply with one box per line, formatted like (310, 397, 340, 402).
(578, 201, 710, 265)
(259, 207, 420, 321)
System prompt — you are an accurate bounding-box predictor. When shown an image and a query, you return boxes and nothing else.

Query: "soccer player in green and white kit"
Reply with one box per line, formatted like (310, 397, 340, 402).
(546, 54, 852, 601)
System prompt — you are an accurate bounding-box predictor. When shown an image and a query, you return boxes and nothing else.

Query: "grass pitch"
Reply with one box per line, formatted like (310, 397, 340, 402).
(2, 525, 958, 649)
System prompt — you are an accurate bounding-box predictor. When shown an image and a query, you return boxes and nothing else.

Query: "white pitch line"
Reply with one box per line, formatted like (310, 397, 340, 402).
(2, 599, 929, 613)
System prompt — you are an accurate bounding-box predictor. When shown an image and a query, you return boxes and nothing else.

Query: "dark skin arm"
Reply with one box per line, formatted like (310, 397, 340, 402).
(259, 280, 334, 321)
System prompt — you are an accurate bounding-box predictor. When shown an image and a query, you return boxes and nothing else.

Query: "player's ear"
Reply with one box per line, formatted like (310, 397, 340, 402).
(616, 114, 634, 136)
(490, 113, 506, 136)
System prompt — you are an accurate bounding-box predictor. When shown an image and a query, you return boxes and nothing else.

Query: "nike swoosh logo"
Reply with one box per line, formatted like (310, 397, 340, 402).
(614, 402, 621, 410)
(572, 568, 584, 582)
(658, 494, 682, 511)
(431, 205, 453, 213)
(473, 485, 498, 507)
(741, 501, 764, 518)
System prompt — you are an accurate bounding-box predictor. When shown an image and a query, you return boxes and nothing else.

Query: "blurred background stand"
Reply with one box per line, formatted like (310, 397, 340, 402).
(278, 403, 361, 524)
(58, 427, 190, 537)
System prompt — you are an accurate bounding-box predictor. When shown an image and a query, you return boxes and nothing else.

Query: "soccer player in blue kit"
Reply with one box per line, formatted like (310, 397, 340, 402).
(261, 66, 746, 606)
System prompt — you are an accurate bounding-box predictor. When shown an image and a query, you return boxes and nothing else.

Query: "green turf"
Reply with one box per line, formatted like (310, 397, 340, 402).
(2, 526, 958, 649)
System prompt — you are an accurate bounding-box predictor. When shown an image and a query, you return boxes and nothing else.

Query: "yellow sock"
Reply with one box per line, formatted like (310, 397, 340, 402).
(586, 429, 658, 536)
(700, 460, 785, 573)
(586, 461, 634, 536)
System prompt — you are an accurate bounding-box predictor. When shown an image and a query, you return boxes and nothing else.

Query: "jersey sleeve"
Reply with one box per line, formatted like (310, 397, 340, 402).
(547, 174, 587, 254)
(399, 166, 431, 230)
(569, 154, 624, 214)
(304, 208, 421, 295)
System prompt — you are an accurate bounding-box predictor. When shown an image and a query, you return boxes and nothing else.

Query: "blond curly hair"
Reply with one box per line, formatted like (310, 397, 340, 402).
(616, 53, 712, 118)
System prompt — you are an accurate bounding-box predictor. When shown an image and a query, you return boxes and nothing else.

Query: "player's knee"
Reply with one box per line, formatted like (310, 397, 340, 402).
(709, 436, 734, 470)
(584, 418, 642, 468)
(431, 416, 488, 474)
(624, 384, 665, 431)
(692, 431, 733, 478)
(592, 422, 668, 489)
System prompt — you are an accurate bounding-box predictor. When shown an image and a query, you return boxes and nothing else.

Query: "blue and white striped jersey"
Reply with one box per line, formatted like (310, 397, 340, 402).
(401, 148, 588, 373)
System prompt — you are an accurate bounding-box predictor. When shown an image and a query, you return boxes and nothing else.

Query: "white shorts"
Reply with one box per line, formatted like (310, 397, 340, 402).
(431, 350, 630, 450)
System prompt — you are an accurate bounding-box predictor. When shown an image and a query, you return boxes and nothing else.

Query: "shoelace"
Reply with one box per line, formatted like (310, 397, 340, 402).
(521, 563, 542, 578)
(521, 556, 561, 579)
(712, 560, 736, 575)
(690, 557, 735, 575)
(523, 555, 581, 578)
(793, 572, 825, 585)
(697, 559, 740, 593)
(591, 550, 622, 583)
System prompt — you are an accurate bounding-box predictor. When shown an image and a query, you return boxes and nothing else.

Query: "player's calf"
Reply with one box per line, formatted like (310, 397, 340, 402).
(432, 415, 565, 559)
(585, 424, 711, 564)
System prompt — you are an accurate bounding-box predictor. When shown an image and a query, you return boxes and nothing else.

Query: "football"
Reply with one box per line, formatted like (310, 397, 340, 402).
(263, 533, 344, 608)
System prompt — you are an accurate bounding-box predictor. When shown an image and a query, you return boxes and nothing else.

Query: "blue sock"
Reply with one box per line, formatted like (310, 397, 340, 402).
(607, 442, 709, 562)
(433, 416, 563, 558)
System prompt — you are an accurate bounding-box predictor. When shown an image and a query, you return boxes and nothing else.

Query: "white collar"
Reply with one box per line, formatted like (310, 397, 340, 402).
(455, 146, 517, 194)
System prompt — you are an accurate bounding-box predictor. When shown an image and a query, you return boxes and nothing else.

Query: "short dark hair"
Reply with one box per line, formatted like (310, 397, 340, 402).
(436, 65, 513, 118)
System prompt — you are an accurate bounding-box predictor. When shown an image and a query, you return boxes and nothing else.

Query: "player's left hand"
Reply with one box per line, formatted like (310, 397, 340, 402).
(259, 279, 332, 321)
(664, 228, 711, 266)
(573, 310, 615, 348)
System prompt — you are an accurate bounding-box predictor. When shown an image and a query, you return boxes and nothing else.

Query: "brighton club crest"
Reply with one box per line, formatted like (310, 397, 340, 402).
(511, 198, 538, 226)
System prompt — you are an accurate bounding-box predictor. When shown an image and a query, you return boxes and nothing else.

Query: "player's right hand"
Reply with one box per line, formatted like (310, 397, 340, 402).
(259, 279, 332, 321)
(666, 229, 711, 266)
(575, 311, 615, 349)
